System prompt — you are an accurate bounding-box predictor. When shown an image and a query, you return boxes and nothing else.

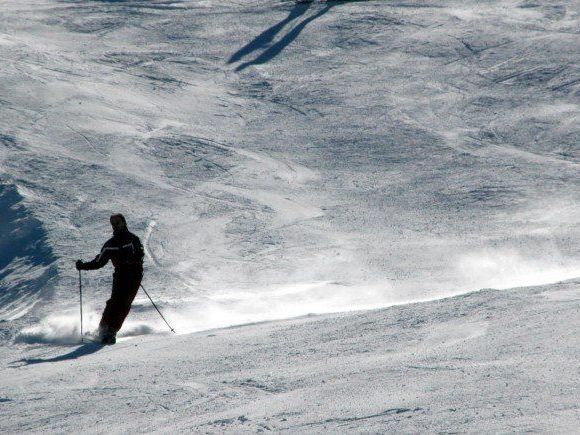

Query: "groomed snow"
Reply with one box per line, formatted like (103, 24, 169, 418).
(1, 0, 579, 431)
(2, 281, 580, 432)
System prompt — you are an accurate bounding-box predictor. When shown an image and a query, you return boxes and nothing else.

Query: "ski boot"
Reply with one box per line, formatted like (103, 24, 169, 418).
(98, 326, 117, 345)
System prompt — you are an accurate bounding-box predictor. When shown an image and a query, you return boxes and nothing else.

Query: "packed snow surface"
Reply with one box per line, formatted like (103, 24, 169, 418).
(2, 282, 580, 432)
(0, 0, 579, 431)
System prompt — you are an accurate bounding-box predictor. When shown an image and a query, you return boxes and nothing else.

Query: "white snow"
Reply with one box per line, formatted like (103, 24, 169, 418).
(2, 281, 580, 432)
(1, 0, 579, 431)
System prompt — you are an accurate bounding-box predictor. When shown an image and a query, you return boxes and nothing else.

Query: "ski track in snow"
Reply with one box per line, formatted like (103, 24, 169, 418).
(0, 0, 578, 374)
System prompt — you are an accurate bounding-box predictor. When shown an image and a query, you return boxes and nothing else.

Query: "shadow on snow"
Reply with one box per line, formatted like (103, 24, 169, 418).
(0, 183, 56, 321)
(229, 1, 362, 72)
(10, 343, 104, 367)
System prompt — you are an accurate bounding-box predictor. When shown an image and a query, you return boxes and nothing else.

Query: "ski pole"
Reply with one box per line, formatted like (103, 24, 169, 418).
(140, 284, 176, 333)
(79, 270, 84, 342)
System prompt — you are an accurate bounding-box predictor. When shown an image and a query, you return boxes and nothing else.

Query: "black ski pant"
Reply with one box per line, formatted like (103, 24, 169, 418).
(99, 268, 142, 333)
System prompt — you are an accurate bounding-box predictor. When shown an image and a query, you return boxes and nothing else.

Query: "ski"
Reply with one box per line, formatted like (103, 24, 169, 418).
(80, 335, 100, 344)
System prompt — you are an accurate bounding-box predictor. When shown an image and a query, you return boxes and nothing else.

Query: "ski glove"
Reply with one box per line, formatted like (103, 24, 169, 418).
(76, 260, 85, 271)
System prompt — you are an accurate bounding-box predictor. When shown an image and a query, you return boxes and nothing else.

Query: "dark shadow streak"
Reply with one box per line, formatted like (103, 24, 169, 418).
(235, 4, 333, 72)
(228, 4, 312, 64)
(231, 1, 365, 72)
(10, 343, 104, 367)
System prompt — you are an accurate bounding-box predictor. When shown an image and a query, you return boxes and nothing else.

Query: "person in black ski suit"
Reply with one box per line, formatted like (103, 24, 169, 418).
(76, 213, 144, 344)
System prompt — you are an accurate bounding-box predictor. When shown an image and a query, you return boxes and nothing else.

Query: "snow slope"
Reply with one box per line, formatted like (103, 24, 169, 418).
(1, 0, 579, 431)
(0, 184, 56, 321)
(1, 0, 579, 337)
(2, 280, 580, 432)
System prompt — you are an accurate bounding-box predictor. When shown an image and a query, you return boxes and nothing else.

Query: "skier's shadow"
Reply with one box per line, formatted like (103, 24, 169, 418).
(11, 343, 104, 367)
(229, 1, 354, 72)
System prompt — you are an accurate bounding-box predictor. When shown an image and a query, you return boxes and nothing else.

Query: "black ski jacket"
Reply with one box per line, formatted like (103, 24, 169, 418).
(82, 229, 144, 272)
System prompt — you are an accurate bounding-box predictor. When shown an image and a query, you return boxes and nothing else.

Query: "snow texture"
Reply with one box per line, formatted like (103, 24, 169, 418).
(2, 282, 580, 432)
(0, 0, 579, 431)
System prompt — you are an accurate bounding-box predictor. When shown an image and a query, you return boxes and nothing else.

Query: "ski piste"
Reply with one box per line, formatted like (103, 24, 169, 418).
(2, 0, 579, 432)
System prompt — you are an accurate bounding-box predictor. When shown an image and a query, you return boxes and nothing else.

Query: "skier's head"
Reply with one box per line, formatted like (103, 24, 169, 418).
(110, 213, 127, 234)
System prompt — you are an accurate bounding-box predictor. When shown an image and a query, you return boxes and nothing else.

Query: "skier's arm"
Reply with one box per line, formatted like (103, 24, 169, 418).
(81, 244, 112, 270)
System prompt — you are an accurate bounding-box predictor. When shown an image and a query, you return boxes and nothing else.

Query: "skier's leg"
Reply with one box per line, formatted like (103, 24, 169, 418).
(109, 272, 142, 332)
(98, 281, 121, 333)
(98, 271, 142, 342)
(98, 301, 119, 343)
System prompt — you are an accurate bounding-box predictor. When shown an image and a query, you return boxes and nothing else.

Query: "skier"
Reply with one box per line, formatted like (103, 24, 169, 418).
(76, 213, 144, 344)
